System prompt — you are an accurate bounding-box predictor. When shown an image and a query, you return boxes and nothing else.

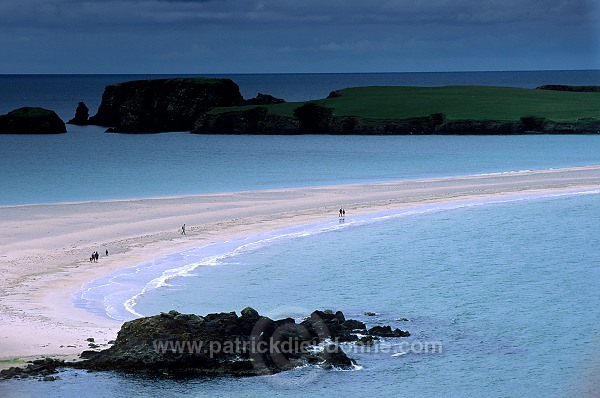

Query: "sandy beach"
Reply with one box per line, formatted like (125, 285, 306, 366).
(1, 165, 600, 368)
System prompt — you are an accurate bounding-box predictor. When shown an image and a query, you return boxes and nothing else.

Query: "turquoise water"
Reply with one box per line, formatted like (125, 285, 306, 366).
(3, 131, 600, 205)
(7, 191, 600, 397)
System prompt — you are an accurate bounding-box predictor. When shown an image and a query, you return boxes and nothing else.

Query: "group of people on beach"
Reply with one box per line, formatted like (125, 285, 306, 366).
(339, 208, 346, 218)
(89, 250, 108, 262)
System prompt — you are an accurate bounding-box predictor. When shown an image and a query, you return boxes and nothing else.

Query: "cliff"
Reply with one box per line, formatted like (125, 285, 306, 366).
(0, 107, 66, 134)
(195, 104, 600, 135)
(537, 85, 600, 93)
(88, 78, 244, 133)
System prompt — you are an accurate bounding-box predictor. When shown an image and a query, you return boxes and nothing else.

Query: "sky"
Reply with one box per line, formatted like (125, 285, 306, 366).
(0, 0, 599, 74)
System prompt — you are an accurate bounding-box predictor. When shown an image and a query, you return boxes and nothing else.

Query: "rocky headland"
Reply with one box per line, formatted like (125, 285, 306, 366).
(80, 78, 600, 134)
(0, 107, 66, 134)
(87, 78, 245, 133)
(0, 308, 409, 380)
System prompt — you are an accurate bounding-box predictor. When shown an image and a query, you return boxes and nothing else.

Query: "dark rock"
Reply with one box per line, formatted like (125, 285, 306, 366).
(71, 308, 363, 377)
(327, 90, 343, 98)
(240, 306, 260, 319)
(0, 107, 66, 134)
(536, 85, 600, 93)
(67, 102, 90, 125)
(364, 312, 377, 317)
(245, 93, 285, 105)
(193, 107, 299, 134)
(294, 103, 334, 133)
(88, 78, 244, 133)
(343, 319, 366, 330)
(368, 325, 410, 337)
(0, 358, 64, 381)
(1, 309, 410, 380)
(317, 344, 355, 369)
(86, 337, 95, 342)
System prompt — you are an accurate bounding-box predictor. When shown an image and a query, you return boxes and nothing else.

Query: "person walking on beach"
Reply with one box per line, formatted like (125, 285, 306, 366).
(339, 208, 343, 218)
(94, 251, 99, 262)
(182, 224, 186, 235)
(105, 249, 109, 256)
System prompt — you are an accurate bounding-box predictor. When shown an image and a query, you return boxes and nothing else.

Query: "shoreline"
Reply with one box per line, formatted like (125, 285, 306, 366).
(2, 165, 600, 368)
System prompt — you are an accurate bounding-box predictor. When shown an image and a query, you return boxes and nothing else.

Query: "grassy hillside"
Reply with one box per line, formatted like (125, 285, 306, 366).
(210, 86, 600, 123)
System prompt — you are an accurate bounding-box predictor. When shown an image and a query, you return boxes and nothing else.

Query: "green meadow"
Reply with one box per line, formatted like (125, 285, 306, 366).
(212, 86, 600, 123)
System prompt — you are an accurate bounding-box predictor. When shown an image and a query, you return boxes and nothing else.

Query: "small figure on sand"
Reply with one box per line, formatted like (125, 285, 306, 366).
(95, 251, 99, 262)
(90, 251, 99, 262)
(339, 208, 343, 217)
(105, 249, 109, 256)
(181, 224, 186, 235)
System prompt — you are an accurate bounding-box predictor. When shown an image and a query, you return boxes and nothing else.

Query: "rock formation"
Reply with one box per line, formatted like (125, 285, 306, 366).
(88, 78, 244, 133)
(244, 93, 285, 106)
(536, 85, 600, 93)
(67, 102, 90, 125)
(0, 107, 66, 134)
(0, 308, 411, 380)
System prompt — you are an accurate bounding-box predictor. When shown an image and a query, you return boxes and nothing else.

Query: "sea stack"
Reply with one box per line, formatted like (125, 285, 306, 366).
(67, 102, 90, 125)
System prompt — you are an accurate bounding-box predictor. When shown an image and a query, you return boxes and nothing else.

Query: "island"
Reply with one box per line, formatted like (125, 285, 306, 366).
(0, 107, 66, 134)
(195, 85, 600, 134)
(83, 78, 600, 134)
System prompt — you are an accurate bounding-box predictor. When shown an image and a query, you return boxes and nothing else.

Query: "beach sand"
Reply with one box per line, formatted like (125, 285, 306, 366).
(1, 165, 600, 368)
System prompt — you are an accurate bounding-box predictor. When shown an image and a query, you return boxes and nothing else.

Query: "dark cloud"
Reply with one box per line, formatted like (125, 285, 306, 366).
(0, 0, 597, 72)
(1, 0, 596, 27)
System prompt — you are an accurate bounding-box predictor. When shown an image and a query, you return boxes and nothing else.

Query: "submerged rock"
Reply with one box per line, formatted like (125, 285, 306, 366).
(0, 107, 66, 134)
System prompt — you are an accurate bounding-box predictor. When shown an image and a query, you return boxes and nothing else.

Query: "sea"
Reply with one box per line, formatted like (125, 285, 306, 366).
(2, 70, 600, 397)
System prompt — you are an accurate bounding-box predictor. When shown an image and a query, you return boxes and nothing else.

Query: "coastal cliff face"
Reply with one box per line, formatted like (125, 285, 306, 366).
(0, 107, 66, 134)
(195, 104, 600, 135)
(88, 78, 244, 133)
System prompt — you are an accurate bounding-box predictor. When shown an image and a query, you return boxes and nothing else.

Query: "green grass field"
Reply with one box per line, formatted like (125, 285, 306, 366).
(210, 86, 600, 123)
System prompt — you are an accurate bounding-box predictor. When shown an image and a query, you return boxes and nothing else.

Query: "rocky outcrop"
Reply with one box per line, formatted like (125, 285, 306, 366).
(67, 102, 90, 125)
(537, 85, 600, 92)
(0, 308, 410, 380)
(42, 308, 404, 378)
(0, 107, 66, 134)
(244, 93, 285, 106)
(0, 358, 65, 381)
(75, 308, 404, 377)
(195, 104, 447, 135)
(193, 107, 299, 134)
(88, 78, 244, 133)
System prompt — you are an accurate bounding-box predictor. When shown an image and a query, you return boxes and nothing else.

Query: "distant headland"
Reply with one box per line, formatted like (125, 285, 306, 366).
(2, 77, 599, 134)
(83, 78, 600, 134)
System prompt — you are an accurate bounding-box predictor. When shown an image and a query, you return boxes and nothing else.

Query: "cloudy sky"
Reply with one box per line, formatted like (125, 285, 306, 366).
(1, 0, 598, 73)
